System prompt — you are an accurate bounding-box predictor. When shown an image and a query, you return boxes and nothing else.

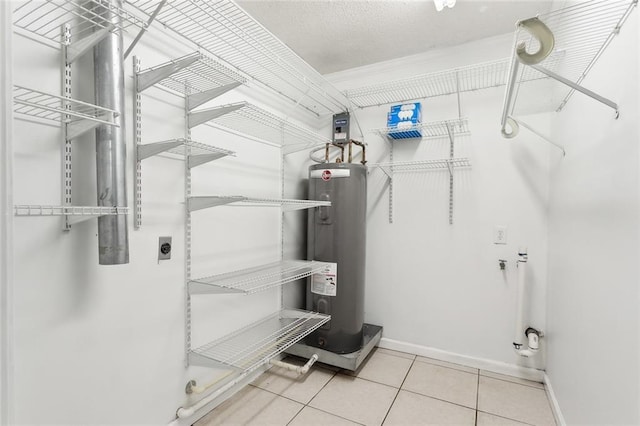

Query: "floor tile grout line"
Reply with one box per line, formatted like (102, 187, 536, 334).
(414, 357, 479, 374)
(475, 368, 480, 426)
(400, 388, 477, 412)
(305, 367, 339, 407)
(476, 409, 538, 426)
(380, 357, 416, 425)
(301, 404, 367, 425)
(285, 401, 306, 426)
(479, 371, 545, 389)
(335, 370, 406, 390)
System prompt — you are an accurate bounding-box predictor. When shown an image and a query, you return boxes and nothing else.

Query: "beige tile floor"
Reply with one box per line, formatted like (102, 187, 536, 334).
(195, 348, 556, 426)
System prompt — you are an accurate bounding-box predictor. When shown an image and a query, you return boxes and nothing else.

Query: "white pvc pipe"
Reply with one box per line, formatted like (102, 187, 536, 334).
(514, 248, 528, 349)
(270, 354, 318, 375)
(176, 355, 319, 419)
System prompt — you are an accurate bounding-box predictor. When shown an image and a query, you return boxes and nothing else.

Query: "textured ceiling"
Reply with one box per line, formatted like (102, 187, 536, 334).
(237, 0, 554, 75)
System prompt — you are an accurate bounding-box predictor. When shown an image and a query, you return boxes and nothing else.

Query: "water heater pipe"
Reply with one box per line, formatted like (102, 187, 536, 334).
(177, 354, 318, 418)
(513, 248, 542, 358)
(270, 354, 318, 375)
(94, 0, 129, 265)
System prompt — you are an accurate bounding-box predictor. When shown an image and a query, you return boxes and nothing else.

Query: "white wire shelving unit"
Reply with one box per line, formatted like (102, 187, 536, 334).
(373, 118, 470, 225)
(14, 205, 129, 225)
(13, 85, 119, 138)
(132, 52, 246, 229)
(187, 196, 330, 213)
(344, 58, 554, 109)
(187, 101, 332, 154)
(372, 117, 470, 140)
(126, 0, 349, 118)
(138, 139, 235, 166)
(501, 0, 637, 150)
(13, 0, 147, 63)
(370, 158, 472, 176)
(189, 309, 331, 370)
(189, 260, 329, 295)
(135, 52, 246, 105)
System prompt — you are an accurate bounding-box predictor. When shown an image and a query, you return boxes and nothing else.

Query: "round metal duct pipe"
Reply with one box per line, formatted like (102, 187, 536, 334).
(94, 0, 129, 265)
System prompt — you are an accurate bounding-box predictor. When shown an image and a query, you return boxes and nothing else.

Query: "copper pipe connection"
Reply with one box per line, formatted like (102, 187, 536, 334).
(331, 143, 345, 163)
(348, 140, 353, 163)
(325, 143, 330, 163)
(350, 140, 367, 165)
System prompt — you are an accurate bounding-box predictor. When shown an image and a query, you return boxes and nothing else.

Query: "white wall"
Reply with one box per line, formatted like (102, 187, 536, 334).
(545, 10, 639, 425)
(319, 34, 554, 371)
(10, 18, 319, 425)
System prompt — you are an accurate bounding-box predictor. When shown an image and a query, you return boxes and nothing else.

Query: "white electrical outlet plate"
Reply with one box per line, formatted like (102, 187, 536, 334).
(494, 226, 507, 244)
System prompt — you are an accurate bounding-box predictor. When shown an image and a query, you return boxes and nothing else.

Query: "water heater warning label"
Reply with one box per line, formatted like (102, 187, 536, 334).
(311, 262, 337, 296)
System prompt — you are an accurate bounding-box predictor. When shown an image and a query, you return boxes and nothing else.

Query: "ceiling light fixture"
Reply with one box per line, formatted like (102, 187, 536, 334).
(433, 0, 456, 12)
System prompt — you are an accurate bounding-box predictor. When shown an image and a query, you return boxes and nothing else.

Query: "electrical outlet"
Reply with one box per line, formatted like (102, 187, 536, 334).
(494, 226, 507, 244)
(158, 236, 172, 261)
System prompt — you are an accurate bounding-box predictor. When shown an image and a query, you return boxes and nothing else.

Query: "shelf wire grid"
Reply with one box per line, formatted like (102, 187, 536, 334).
(164, 139, 236, 159)
(195, 102, 331, 148)
(513, 0, 637, 111)
(140, 52, 246, 96)
(188, 196, 331, 212)
(373, 118, 469, 139)
(371, 158, 472, 173)
(13, 85, 118, 127)
(190, 260, 327, 295)
(13, 0, 146, 46)
(14, 205, 129, 216)
(344, 59, 553, 109)
(191, 309, 330, 371)
(126, 0, 348, 116)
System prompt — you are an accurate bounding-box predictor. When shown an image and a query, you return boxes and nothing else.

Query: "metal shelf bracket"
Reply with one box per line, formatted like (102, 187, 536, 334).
(186, 83, 243, 111)
(136, 54, 200, 93)
(188, 104, 244, 129)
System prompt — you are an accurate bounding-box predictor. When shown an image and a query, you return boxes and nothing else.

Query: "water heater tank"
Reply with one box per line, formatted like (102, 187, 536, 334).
(307, 163, 366, 354)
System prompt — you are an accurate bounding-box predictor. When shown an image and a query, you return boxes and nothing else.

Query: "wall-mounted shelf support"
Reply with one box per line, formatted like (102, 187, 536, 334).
(373, 118, 470, 224)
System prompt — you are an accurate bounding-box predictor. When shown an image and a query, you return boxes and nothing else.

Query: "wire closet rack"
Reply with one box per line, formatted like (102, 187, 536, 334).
(189, 309, 331, 370)
(13, 85, 118, 130)
(13, 0, 146, 47)
(187, 102, 331, 154)
(372, 117, 470, 140)
(14, 205, 129, 225)
(189, 260, 330, 295)
(343, 58, 554, 109)
(187, 196, 331, 212)
(501, 0, 637, 146)
(126, 0, 349, 117)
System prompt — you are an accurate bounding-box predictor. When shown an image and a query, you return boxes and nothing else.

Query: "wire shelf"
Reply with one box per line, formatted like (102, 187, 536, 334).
(188, 102, 331, 149)
(14, 205, 129, 217)
(344, 59, 553, 109)
(190, 260, 330, 295)
(189, 309, 330, 370)
(13, 0, 146, 46)
(137, 52, 246, 96)
(138, 138, 235, 164)
(126, 0, 348, 116)
(373, 118, 469, 140)
(13, 85, 118, 127)
(371, 158, 472, 173)
(512, 0, 637, 112)
(188, 196, 331, 212)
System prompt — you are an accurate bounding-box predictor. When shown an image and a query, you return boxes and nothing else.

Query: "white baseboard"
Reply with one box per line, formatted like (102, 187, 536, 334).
(378, 337, 545, 382)
(543, 373, 566, 426)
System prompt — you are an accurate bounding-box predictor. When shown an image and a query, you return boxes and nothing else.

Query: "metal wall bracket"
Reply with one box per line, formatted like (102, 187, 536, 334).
(188, 104, 244, 129)
(186, 82, 243, 111)
(66, 26, 113, 64)
(136, 54, 200, 93)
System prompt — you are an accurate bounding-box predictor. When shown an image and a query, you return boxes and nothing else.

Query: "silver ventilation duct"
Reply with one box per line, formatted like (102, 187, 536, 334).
(93, 0, 129, 265)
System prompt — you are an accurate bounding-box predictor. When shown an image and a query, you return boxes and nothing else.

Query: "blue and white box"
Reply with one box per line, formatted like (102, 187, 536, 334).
(387, 102, 422, 139)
